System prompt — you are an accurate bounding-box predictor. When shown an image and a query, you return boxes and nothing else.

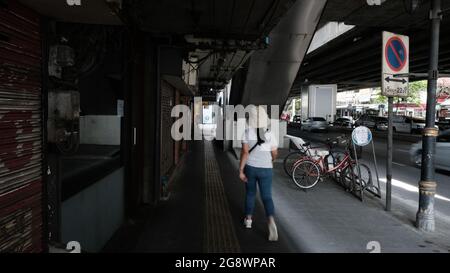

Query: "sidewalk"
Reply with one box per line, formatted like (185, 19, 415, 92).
(230, 147, 449, 253)
(103, 141, 296, 253)
(285, 127, 450, 252)
(104, 140, 449, 253)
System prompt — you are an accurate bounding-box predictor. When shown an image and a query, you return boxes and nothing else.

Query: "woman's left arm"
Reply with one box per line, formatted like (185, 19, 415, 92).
(271, 148, 278, 162)
(239, 144, 250, 182)
(270, 131, 278, 162)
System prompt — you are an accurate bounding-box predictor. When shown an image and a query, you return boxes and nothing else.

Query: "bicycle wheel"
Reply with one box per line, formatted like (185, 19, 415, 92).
(352, 163, 372, 190)
(291, 160, 320, 189)
(283, 150, 306, 177)
(340, 164, 356, 191)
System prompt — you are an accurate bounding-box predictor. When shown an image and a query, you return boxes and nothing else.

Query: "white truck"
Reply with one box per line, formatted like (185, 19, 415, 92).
(300, 84, 337, 123)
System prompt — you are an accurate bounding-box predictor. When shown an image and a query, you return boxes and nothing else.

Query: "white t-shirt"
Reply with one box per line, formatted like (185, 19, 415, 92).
(242, 128, 278, 168)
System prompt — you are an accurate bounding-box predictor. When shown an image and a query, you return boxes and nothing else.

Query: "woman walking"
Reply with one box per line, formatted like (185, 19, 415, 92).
(238, 106, 279, 241)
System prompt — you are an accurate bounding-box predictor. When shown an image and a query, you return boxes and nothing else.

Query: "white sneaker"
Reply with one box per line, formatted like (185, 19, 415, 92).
(244, 218, 252, 229)
(268, 221, 278, 241)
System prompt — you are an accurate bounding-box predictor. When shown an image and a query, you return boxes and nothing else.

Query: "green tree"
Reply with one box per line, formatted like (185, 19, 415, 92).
(295, 99, 301, 114)
(373, 87, 387, 104)
(407, 80, 427, 104)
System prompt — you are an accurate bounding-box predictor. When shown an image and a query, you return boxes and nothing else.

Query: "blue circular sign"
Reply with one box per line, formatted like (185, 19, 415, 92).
(352, 126, 372, 146)
(385, 36, 407, 72)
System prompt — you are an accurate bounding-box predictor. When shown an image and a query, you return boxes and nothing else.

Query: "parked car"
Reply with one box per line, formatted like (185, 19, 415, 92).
(410, 129, 450, 171)
(392, 116, 426, 134)
(375, 117, 388, 131)
(341, 115, 355, 124)
(301, 117, 329, 132)
(355, 114, 378, 128)
(333, 117, 353, 128)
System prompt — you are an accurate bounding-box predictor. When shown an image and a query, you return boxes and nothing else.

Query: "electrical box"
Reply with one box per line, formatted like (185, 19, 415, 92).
(47, 90, 80, 154)
(48, 45, 75, 78)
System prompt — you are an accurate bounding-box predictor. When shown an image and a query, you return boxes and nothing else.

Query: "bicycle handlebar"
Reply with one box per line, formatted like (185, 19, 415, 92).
(301, 135, 350, 152)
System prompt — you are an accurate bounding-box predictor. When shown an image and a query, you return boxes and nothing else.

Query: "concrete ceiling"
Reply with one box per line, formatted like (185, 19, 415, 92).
(124, 0, 299, 91)
(19, 0, 122, 25)
(292, 0, 450, 93)
(125, 0, 296, 41)
(194, 49, 251, 90)
(319, 0, 437, 29)
(18, 0, 298, 92)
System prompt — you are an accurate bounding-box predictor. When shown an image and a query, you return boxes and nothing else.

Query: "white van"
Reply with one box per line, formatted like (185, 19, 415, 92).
(392, 115, 425, 134)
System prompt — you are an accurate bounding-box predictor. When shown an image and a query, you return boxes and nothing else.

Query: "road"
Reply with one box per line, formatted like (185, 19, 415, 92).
(286, 126, 450, 246)
(287, 126, 448, 170)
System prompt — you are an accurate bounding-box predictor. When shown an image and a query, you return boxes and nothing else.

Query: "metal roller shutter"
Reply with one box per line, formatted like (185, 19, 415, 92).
(160, 80, 174, 177)
(0, 1, 43, 252)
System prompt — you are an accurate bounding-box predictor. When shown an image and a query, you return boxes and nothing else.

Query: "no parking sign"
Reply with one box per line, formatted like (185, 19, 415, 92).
(382, 31, 409, 97)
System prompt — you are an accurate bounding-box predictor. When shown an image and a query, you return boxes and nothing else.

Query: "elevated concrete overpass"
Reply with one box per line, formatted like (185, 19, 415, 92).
(229, 0, 450, 112)
(293, 0, 450, 93)
(233, 0, 327, 107)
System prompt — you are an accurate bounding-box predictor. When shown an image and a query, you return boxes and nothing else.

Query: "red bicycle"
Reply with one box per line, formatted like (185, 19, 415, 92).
(291, 136, 372, 194)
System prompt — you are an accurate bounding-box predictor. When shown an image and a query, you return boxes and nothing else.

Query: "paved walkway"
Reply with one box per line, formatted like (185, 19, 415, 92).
(103, 141, 295, 253)
(104, 140, 449, 253)
(286, 127, 450, 252)
(232, 147, 450, 253)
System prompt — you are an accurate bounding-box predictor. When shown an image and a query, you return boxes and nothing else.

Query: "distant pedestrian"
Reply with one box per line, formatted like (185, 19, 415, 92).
(238, 106, 279, 241)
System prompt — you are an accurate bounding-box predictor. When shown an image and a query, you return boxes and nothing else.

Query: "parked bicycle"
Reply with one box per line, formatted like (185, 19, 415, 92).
(290, 136, 372, 197)
(283, 135, 345, 179)
(283, 139, 311, 177)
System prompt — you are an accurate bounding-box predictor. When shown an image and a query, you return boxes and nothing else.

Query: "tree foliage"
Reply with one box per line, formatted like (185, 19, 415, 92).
(407, 80, 427, 104)
(373, 87, 387, 104)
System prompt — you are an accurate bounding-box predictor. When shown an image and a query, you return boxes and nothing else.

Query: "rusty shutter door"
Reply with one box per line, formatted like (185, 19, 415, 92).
(0, 1, 43, 252)
(160, 80, 174, 177)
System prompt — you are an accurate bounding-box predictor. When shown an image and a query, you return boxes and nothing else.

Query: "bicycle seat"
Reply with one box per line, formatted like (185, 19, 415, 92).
(302, 142, 310, 147)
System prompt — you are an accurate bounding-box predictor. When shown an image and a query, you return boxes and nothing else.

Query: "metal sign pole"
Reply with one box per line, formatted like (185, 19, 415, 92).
(371, 140, 381, 197)
(352, 142, 363, 201)
(386, 97, 393, 211)
(382, 30, 410, 211)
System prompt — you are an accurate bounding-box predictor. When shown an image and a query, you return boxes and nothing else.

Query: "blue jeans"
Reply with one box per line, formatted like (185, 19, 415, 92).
(244, 165, 275, 217)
